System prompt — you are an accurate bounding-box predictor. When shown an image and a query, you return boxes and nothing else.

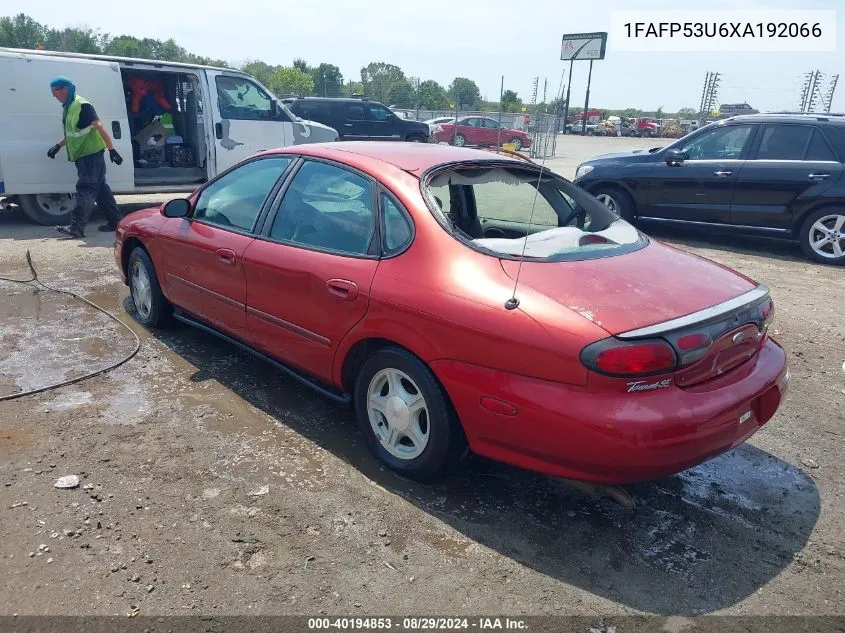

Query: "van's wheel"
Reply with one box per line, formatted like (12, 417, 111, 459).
(592, 186, 636, 223)
(19, 193, 75, 225)
(799, 207, 845, 265)
(128, 247, 172, 327)
(354, 347, 467, 482)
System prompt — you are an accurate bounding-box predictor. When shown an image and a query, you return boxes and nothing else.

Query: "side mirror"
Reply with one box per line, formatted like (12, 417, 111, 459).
(665, 148, 687, 165)
(162, 198, 191, 218)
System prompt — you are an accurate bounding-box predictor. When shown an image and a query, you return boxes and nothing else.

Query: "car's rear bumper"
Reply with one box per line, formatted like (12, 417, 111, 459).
(431, 337, 789, 484)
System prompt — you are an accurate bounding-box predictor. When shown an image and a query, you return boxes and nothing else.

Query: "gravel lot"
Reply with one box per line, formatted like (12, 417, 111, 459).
(0, 136, 843, 619)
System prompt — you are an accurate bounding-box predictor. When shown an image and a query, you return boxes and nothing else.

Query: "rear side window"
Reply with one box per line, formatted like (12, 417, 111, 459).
(805, 130, 837, 161)
(819, 127, 845, 162)
(755, 125, 813, 160)
(381, 193, 412, 254)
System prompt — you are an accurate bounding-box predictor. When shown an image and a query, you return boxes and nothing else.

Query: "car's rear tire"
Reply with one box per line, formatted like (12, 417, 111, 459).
(509, 137, 523, 150)
(128, 247, 172, 327)
(353, 346, 466, 482)
(406, 134, 427, 143)
(591, 186, 636, 223)
(19, 193, 75, 225)
(452, 134, 466, 147)
(798, 207, 845, 265)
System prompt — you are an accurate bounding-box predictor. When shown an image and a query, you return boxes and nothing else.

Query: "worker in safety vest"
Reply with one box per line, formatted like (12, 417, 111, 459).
(47, 76, 124, 238)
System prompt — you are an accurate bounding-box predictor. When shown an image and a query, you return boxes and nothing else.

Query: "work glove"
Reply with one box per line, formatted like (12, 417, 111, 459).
(109, 149, 123, 165)
(47, 144, 61, 159)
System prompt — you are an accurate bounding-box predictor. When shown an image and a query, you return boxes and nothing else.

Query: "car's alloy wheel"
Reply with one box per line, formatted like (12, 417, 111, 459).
(509, 137, 523, 150)
(806, 213, 845, 260)
(595, 193, 618, 213)
(353, 347, 466, 481)
(127, 248, 171, 327)
(453, 134, 466, 147)
(366, 368, 430, 460)
(130, 260, 153, 321)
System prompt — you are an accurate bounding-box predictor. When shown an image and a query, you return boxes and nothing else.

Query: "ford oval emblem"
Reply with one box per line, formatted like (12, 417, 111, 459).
(732, 332, 746, 344)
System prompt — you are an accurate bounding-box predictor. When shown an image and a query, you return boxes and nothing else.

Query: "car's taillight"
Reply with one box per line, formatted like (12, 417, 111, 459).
(581, 339, 677, 377)
(761, 297, 774, 327)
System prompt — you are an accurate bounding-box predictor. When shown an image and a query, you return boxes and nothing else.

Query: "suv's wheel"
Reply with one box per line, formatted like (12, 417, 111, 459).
(128, 247, 172, 327)
(354, 347, 466, 481)
(19, 193, 75, 225)
(799, 208, 845, 265)
(406, 134, 427, 143)
(592, 186, 636, 222)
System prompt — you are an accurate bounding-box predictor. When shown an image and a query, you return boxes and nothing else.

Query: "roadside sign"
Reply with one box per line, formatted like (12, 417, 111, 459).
(560, 32, 608, 60)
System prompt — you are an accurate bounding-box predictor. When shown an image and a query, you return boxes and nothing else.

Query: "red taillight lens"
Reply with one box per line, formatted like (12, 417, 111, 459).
(582, 339, 677, 377)
(676, 332, 711, 351)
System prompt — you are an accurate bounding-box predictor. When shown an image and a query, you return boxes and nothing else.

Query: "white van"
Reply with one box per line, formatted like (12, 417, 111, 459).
(0, 48, 339, 225)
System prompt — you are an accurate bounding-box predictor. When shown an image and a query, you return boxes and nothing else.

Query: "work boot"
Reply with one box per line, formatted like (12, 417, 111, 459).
(56, 225, 85, 238)
(98, 222, 117, 232)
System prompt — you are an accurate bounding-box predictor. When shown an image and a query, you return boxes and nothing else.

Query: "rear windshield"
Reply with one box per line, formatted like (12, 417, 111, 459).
(423, 164, 644, 261)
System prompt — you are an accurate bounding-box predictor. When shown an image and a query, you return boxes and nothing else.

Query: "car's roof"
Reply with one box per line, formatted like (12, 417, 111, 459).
(269, 141, 526, 173)
(721, 113, 845, 125)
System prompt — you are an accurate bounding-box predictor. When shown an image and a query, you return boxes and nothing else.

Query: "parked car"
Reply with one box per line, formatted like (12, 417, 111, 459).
(573, 113, 845, 265)
(115, 142, 788, 484)
(433, 116, 532, 150)
(0, 47, 338, 226)
(284, 97, 430, 143)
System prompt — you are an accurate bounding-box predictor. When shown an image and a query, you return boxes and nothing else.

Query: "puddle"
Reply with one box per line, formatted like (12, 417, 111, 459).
(42, 390, 93, 412)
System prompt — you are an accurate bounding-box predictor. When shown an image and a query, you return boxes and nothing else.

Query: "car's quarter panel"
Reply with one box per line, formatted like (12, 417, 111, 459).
(242, 240, 379, 383)
(157, 218, 254, 337)
(430, 336, 788, 483)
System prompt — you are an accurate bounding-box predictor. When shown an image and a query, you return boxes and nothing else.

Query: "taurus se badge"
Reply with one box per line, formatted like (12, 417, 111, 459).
(627, 379, 673, 393)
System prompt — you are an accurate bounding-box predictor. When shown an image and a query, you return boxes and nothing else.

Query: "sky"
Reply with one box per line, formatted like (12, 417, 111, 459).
(12, 0, 844, 113)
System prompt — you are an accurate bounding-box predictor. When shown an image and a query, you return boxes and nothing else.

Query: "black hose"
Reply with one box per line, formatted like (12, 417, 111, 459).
(0, 250, 141, 402)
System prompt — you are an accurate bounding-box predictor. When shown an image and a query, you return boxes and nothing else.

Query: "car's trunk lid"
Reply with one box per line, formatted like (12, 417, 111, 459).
(499, 240, 756, 335)
(500, 240, 771, 386)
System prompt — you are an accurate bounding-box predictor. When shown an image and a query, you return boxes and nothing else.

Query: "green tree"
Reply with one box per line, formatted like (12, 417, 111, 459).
(417, 79, 449, 109)
(240, 60, 276, 87)
(501, 89, 523, 113)
(448, 77, 481, 110)
(360, 62, 413, 107)
(310, 63, 343, 97)
(293, 58, 309, 73)
(677, 107, 698, 119)
(268, 66, 314, 97)
(0, 13, 47, 49)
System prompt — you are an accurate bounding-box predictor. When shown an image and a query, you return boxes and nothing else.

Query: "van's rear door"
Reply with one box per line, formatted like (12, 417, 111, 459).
(206, 70, 292, 173)
(0, 51, 134, 195)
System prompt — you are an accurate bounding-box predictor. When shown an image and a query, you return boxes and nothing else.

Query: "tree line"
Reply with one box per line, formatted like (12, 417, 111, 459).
(1, 13, 694, 118)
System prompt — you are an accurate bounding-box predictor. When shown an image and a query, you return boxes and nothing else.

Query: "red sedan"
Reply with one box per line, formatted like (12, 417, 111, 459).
(114, 142, 789, 483)
(432, 116, 532, 150)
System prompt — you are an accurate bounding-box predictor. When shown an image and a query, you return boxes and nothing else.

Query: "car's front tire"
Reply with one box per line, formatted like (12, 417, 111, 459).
(591, 185, 636, 223)
(128, 247, 172, 327)
(353, 346, 466, 481)
(799, 207, 845, 265)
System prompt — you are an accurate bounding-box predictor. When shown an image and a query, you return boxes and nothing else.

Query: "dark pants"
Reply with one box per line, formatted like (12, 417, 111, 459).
(69, 150, 122, 231)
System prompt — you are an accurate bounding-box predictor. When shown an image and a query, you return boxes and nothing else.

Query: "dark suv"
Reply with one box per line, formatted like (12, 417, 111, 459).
(573, 114, 845, 265)
(284, 97, 430, 143)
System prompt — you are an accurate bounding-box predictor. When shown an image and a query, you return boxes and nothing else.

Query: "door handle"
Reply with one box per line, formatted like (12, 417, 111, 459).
(326, 278, 359, 300)
(215, 122, 223, 139)
(713, 170, 733, 176)
(343, 123, 354, 127)
(808, 173, 830, 180)
(216, 248, 236, 266)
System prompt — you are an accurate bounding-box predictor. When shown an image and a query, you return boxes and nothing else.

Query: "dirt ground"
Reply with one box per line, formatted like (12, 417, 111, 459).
(0, 136, 843, 619)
